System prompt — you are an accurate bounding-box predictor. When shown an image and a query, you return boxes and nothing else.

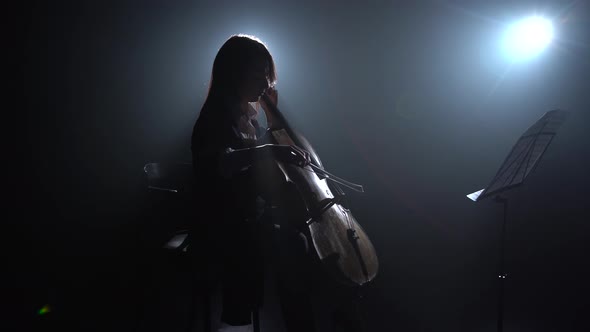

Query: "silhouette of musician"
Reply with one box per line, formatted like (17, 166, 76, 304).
(191, 34, 363, 332)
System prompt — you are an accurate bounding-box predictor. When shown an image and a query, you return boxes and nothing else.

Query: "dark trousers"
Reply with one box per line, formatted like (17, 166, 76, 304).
(203, 209, 363, 332)
(267, 218, 316, 332)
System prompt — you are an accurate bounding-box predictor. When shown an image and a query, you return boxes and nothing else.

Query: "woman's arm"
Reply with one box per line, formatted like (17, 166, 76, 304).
(218, 144, 271, 178)
(219, 144, 310, 178)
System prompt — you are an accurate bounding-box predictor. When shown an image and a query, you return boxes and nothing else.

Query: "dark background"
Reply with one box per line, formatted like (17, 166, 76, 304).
(12, 0, 590, 331)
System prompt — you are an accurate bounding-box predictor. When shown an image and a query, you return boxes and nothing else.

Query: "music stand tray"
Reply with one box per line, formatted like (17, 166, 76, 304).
(467, 109, 568, 202)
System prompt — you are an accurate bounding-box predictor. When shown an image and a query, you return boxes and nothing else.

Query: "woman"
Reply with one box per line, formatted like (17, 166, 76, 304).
(191, 34, 314, 331)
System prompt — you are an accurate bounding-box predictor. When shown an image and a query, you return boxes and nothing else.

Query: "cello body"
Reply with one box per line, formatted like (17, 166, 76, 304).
(260, 100, 378, 286)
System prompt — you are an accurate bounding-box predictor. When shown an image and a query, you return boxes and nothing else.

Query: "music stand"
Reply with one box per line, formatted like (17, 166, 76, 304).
(466, 109, 568, 332)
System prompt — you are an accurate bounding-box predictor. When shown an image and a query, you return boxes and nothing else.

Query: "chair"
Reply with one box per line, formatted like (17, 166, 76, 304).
(142, 162, 212, 332)
(143, 162, 265, 332)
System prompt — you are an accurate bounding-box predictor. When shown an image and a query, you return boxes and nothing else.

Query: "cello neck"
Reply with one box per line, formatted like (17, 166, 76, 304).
(261, 94, 303, 147)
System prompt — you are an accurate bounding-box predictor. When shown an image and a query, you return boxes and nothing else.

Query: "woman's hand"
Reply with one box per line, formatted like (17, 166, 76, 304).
(260, 87, 278, 110)
(260, 87, 279, 128)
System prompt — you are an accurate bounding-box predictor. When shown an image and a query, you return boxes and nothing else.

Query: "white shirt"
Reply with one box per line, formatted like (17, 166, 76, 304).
(234, 102, 260, 140)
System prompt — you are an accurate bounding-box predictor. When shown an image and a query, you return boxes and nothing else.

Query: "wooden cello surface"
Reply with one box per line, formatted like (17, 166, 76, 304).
(261, 97, 378, 286)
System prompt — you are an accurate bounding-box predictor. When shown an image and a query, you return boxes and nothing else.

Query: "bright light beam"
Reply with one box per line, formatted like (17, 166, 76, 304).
(501, 16, 554, 62)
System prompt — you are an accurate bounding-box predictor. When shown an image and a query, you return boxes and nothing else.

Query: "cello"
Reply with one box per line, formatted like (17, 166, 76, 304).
(258, 94, 378, 286)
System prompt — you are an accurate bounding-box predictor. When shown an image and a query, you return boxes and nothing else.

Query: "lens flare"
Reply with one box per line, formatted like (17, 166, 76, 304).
(38, 304, 51, 315)
(502, 16, 554, 61)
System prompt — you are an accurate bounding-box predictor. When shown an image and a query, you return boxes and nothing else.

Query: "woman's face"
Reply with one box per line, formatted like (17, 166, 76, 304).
(239, 63, 271, 103)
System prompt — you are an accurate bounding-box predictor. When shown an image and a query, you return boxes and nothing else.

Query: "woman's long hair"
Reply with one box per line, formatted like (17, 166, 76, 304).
(199, 34, 277, 121)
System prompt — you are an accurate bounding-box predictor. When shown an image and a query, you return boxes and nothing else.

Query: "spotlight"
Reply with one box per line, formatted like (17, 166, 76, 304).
(502, 16, 554, 61)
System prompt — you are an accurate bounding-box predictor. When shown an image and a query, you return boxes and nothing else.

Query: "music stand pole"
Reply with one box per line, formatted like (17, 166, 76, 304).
(494, 195, 508, 332)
